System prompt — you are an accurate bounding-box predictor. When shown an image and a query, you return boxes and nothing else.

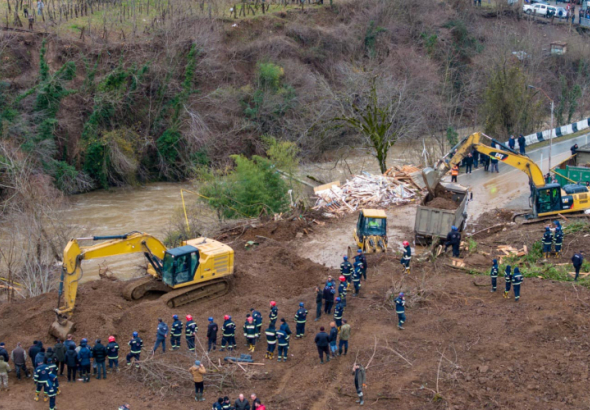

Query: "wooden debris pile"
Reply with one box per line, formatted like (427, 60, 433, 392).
(383, 165, 423, 190)
(496, 245, 528, 263)
(312, 172, 420, 216)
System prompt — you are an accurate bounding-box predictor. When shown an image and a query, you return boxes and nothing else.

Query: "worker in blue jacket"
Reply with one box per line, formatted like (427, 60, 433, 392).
(341, 256, 353, 284)
(355, 249, 367, 280)
(265, 325, 277, 360)
(503, 265, 512, 299)
(445, 226, 462, 258)
(170, 315, 183, 350)
(33, 360, 50, 402)
(106, 336, 119, 373)
(401, 241, 411, 274)
(395, 293, 406, 330)
(153, 318, 169, 354)
(221, 315, 236, 352)
(277, 318, 291, 362)
(338, 276, 348, 307)
(46, 371, 60, 410)
(512, 267, 523, 302)
(126, 332, 142, 368)
(553, 225, 563, 258)
(490, 259, 499, 292)
(77, 339, 92, 383)
(352, 268, 362, 297)
(269, 300, 278, 328)
(542, 227, 553, 259)
(294, 303, 308, 338)
(572, 251, 584, 281)
(334, 298, 344, 330)
(250, 308, 263, 340)
(185, 315, 197, 352)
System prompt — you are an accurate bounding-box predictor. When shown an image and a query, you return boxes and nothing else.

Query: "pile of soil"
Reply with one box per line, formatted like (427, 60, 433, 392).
(426, 196, 459, 210)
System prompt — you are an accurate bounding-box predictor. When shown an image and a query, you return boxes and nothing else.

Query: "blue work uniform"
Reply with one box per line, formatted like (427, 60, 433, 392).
(352, 269, 362, 296)
(153, 322, 169, 353)
(490, 263, 499, 292)
(553, 228, 563, 255)
(221, 319, 236, 351)
(269, 306, 278, 328)
(512, 268, 523, 301)
(401, 245, 411, 272)
(395, 296, 406, 329)
(34, 363, 50, 398)
(341, 261, 353, 284)
(252, 310, 263, 338)
(126, 337, 143, 367)
(334, 302, 344, 329)
(572, 252, 584, 281)
(265, 326, 277, 358)
(244, 321, 258, 347)
(171, 319, 183, 350)
(46, 372, 59, 410)
(504, 266, 512, 295)
(445, 231, 462, 257)
(542, 231, 553, 254)
(355, 253, 367, 280)
(276, 329, 289, 362)
(338, 281, 348, 307)
(106, 341, 119, 370)
(294, 308, 308, 338)
(185, 320, 197, 351)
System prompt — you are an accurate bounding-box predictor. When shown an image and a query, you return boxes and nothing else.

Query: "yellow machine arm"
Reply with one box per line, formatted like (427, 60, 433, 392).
(57, 232, 167, 318)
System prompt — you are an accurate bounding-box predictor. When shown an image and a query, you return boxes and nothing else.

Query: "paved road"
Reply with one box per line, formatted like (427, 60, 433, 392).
(449, 133, 590, 224)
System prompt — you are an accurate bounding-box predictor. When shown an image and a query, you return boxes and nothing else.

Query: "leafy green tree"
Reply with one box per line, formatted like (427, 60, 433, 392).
(556, 75, 581, 126)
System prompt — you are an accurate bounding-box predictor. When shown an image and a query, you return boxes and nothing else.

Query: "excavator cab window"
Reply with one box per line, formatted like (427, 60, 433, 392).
(161, 245, 200, 287)
(535, 184, 562, 215)
(362, 218, 386, 237)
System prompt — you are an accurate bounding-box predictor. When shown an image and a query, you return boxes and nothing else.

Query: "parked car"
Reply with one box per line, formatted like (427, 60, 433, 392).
(523, 3, 549, 15)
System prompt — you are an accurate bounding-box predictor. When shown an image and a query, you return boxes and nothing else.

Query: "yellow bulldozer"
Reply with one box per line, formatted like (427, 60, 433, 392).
(50, 232, 234, 340)
(352, 209, 388, 255)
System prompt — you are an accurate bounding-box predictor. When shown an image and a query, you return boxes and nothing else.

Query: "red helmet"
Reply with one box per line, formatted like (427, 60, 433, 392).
(403, 241, 410, 247)
(270, 301, 276, 307)
(224, 315, 230, 321)
(108, 336, 115, 343)
(186, 315, 193, 321)
(339, 275, 346, 282)
(247, 317, 253, 323)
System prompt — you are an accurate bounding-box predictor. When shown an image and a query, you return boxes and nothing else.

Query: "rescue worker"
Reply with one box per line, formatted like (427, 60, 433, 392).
(401, 241, 411, 274)
(315, 286, 323, 321)
(451, 163, 459, 183)
(171, 314, 182, 350)
(221, 315, 236, 352)
(250, 308, 263, 340)
(352, 267, 362, 296)
(338, 275, 348, 307)
(77, 338, 92, 383)
(353, 256, 363, 283)
(553, 224, 563, 258)
(222, 396, 232, 410)
(276, 318, 291, 362)
(106, 336, 119, 373)
(244, 316, 258, 352)
(207, 317, 218, 352)
(46, 370, 59, 410)
(572, 251, 584, 281)
(503, 265, 512, 299)
(353, 363, 366, 406)
(542, 227, 553, 259)
(490, 259, 499, 292)
(445, 226, 461, 258)
(341, 256, 353, 284)
(269, 301, 278, 328)
(46, 357, 57, 376)
(395, 292, 406, 330)
(355, 249, 367, 280)
(294, 302, 308, 338)
(334, 297, 344, 330)
(185, 315, 197, 352)
(34, 357, 49, 402)
(264, 325, 277, 359)
(323, 282, 336, 314)
(512, 266, 523, 302)
(126, 332, 142, 368)
(152, 318, 169, 354)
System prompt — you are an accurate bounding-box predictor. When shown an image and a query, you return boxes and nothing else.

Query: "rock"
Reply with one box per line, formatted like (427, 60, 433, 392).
(478, 365, 489, 373)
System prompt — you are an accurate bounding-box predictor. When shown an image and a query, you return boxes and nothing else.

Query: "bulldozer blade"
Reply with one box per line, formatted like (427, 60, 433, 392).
(49, 320, 75, 340)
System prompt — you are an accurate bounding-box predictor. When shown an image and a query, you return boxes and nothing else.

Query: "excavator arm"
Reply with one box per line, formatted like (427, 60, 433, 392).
(51, 232, 168, 338)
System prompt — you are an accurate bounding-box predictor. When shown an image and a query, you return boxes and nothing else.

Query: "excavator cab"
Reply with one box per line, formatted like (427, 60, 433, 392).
(161, 246, 200, 287)
(353, 209, 388, 253)
(534, 184, 563, 216)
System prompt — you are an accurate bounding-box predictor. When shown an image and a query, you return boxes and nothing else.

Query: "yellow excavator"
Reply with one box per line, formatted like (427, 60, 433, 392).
(50, 232, 234, 340)
(352, 209, 388, 254)
(422, 132, 590, 218)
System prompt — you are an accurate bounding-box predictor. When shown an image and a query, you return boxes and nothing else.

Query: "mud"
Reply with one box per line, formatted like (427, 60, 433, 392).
(425, 196, 459, 210)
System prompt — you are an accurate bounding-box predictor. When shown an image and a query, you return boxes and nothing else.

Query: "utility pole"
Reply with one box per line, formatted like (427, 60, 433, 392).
(528, 85, 555, 170)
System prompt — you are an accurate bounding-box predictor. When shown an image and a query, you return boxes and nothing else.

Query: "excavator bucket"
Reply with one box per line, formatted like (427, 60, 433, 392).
(49, 319, 75, 341)
(422, 167, 440, 197)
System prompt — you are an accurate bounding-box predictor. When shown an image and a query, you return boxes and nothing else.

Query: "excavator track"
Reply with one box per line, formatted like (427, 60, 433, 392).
(122, 276, 170, 301)
(159, 278, 231, 308)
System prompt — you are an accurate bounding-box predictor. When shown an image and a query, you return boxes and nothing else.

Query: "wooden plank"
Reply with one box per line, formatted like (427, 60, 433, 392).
(568, 272, 590, 277)
(314, 180, 340, 193)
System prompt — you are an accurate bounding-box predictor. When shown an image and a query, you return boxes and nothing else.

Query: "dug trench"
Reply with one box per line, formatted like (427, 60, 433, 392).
(2, 209, 590, 409)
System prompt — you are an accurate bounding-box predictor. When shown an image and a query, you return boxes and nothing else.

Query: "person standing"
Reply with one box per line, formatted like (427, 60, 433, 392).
(512, 267, 523, 302)
(46, 371, 59, 410)
(503, 265, 512, 299)
(64, 344, 78, 382)
(334, 297, 344, 330)
(490, 155, 499, 173)
(542, 227, 553, 259)
(269, 301, 278, 328)
(472, 150, 479, 169)
(329, 322, 338, 358)
(77, 339, 92, 383)
(554, 225, 564, 258)
(33, 358, 49, 402)
(465, 153, 474, 174)
(508, 135, 516, 150)
(11, 342, 30, 379)
(518, 134, 526, 155)
(264, 325, 277, 360)
(314, 327, 330, 364)
(53, 339, 66, 376)
(277, 318, 291, 362)
(338, 319, 350, 356)
(250, 308, 263, 339)
(29, 341, 41, 371)
(401, 241, 411, 274)
(126, 331, 142, 368)
(572, 251, 584, 281)
(185, 315, 197, 352)
(207, 317, 218, 352)
(323, 282, 336, 314)
(0, 343, 7, 362)
(171, 315, 183, 350)
(315, 286, 323, 321)
(352, 267, 362, 297)
(152, 318, 169, 354)
(0, 356, 10, 391)
(221, 315, 236, 352)
(571, 143, 579, 156)
(338, 276, 348, 308)
(234, 394, 250, 410)
(445, 226, 461, 258)
(92, 339, 107, 380)
(490, 259, 499, 292)
(352, 363, 366, 406)
(189, 360, 206, 402)
(106, 336, 119, 373)
(37, 0, 44, 16)
(340, 256, 353, 284)
(355, 249, 367, 280)
(481, 154, 490, 172)
(451, 164, 459, 183)
(395, 293, 406, 330)
(244, 317, 258, 352)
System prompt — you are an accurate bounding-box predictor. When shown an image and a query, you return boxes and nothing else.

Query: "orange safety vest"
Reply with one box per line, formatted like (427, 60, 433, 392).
(451, 166, 459, 176)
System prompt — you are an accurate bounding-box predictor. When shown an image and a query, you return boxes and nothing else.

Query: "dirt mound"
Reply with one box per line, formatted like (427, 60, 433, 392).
(464, 252, 490, 268)
(425, 196, 459, 210)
